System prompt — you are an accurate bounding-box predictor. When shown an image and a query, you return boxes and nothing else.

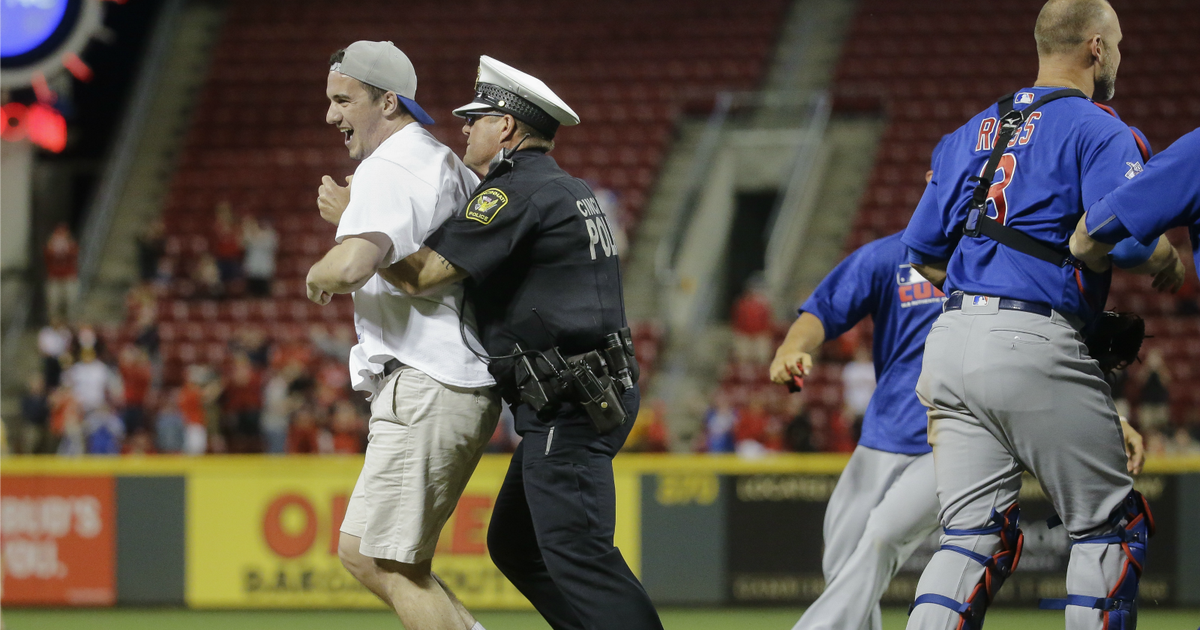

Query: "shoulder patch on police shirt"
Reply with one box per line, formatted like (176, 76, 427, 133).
(465, 188, 508, 225)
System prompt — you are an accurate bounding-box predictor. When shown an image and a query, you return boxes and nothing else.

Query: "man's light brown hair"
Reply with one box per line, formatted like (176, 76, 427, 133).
(1034, 0, 1112, 56)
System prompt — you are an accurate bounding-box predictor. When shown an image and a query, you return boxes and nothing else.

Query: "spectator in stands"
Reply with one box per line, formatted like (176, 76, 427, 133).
(731, 277, 775, 364)
(841, 346, 876, 435)
(37, 316, 71, 387)
(44, 222, 79, 321)
(242, 216, 278, 298)
(624, 400, 669, 452)
(261, 362, 301, 454)
(180, 368, 209, 455)
(735, 399, 770, 448)
(118, 345, 152, 434)
(48, 384, 80, 454)
(63, 348, 115, 413)
(212, 200, 243, 284)
(20, 374, 49, 454)
(784, 396, 816, 452)
(329, 400, 366, 453)
(155, 389, 186, 454)
(222, 353, 263, 452)
(57, 407, 85, 457)
(1136, 348, 1171, 445)
(703, 395, 737, 453)
(124, 430, 156, 455)
(231, 327, 271, 369)
(1166, 426, 1200, 456)
(191, 253, 224, 299)
(310, 324, 353, 362)
(84, 405, 125, 455)
(136, 218, 166, 282)
(287, 404, 323, 454)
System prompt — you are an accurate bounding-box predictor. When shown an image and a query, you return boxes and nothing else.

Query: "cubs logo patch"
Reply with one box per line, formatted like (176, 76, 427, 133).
(465, 188, 508, 225)
(1125, 161, 1143, 180)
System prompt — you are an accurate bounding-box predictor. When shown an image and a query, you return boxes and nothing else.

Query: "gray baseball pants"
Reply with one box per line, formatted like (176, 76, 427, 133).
(906, 298, 1133, 630)
(793, 445, 939, 630)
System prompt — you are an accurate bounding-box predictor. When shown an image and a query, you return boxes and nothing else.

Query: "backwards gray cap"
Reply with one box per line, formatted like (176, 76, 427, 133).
(330, 41, 434, 125)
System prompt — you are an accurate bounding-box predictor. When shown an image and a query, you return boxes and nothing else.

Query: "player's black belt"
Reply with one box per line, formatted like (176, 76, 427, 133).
(382, 358, 403, 378)
(943, 292, 1054, 317)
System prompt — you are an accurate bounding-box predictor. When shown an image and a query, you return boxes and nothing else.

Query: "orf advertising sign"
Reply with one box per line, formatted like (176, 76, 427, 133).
(186, 458, 531, 609)
(1, 476, 116, 605)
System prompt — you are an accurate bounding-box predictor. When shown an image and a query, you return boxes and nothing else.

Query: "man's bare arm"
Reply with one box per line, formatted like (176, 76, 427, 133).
(769, 312, 827, 385)
(1069, 213, 1117, 272)
(306, 236, 387, 304)
(378, 247, 468, 295)
(912, 261, 948, 290)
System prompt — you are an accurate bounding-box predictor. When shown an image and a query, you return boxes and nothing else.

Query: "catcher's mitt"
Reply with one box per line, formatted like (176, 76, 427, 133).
(1084, 311, 1146, 374)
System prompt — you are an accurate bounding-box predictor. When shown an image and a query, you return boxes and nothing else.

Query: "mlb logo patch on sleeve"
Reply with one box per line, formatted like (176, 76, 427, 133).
(465, 188, 509, 225)
(1015, 92, 1034, 105)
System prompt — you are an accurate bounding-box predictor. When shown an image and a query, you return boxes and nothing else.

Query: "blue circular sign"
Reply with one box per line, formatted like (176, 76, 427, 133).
(1, 0, 71, 58)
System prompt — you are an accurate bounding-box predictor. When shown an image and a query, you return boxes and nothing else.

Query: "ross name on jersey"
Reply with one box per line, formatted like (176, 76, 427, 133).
(975, 112, 1042, 151)
(895, 264, 946, 308)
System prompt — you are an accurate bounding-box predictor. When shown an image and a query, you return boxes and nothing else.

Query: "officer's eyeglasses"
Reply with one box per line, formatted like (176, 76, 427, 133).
(463, 112, 505, 127)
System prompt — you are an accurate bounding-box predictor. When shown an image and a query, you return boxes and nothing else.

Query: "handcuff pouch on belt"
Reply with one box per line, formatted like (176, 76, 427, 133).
(512, 327, 638, 435)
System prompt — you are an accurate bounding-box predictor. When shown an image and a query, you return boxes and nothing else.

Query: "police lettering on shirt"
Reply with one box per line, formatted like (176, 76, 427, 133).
(896, 264, 946, 307)
(575, 196, 617, 260)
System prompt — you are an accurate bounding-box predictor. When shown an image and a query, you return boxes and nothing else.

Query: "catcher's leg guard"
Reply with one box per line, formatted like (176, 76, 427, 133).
(1039, 491, 1154, 630)
(909, 503, 1023, 630)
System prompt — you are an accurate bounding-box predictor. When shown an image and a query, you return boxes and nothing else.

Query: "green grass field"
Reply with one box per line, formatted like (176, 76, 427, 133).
(4, 608, 1199, 630)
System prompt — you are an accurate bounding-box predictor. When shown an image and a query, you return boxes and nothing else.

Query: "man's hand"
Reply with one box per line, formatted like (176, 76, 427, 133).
(306, 266, 332, 305)
(317, 175, 352, 226)
(1119, 417, 1145, 475)
(769, 348, 813, 385)
(1150, 246, 1186, 293)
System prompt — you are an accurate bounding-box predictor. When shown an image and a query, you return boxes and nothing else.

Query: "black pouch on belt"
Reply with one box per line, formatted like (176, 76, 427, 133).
(564, 350, 628, 435)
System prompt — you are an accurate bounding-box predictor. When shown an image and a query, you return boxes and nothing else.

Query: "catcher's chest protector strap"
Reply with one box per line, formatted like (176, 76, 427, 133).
(963, 89, 1089, 269)
(909, 504, 1024, 630)
(1039, 491, 1154, 630)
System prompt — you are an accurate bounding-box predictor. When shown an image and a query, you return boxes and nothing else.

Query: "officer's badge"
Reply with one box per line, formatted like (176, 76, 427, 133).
(465, 188, 508, 225)
(1125, 161, 1143, 179)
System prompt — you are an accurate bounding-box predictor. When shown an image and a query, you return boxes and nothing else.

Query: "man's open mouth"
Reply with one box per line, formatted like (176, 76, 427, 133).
(342, 128, 353, 145)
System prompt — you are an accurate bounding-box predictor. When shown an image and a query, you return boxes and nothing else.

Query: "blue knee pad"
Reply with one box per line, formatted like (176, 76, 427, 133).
(909, 503, 1023, 630)
(1039, 491, 1155, 630)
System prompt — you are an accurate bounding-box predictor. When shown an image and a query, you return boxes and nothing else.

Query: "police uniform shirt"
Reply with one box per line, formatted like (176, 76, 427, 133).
(424, 149, 626, 387)
(336, 124, 493, 396)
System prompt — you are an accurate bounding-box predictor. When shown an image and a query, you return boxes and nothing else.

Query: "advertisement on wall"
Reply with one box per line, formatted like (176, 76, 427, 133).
(723, 472, 1178, 605)
(1, 475, 116, 606)
(186, 456, 642, 609)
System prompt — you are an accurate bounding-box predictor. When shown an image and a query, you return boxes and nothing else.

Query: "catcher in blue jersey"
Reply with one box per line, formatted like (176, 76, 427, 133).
(900, 2, 1185, 629)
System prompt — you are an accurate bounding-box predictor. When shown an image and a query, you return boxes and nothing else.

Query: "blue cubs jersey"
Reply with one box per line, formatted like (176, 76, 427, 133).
(903, 87, 1150, 323)
(800, 233, 943, 455)
(1088, 127, 1200, 278)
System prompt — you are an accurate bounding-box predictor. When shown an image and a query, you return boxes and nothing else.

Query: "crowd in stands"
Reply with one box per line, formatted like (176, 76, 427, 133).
(13, 201, 669, 457)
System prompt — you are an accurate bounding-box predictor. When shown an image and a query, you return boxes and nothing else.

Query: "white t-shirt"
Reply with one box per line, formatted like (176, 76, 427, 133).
(336, 124, 492, 396)
(841, 359, 877, 417)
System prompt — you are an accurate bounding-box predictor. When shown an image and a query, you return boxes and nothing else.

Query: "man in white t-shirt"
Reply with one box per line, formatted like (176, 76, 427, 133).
(305, 41, 498, 630)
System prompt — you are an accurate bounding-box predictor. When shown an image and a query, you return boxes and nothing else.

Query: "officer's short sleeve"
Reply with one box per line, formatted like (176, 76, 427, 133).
(800, 241, 884, 340)
(336, 158, 436, 266)
(425, 186, 539, 281)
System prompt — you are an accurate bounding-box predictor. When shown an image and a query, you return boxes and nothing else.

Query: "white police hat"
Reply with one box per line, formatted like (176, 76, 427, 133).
(453, 55, 579, 138)
(331, 41, 435, 125)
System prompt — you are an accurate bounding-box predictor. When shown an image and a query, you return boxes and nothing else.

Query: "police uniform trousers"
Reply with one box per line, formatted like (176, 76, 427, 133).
(487, 385, 664, 630)
(907, 297, 1133, 630)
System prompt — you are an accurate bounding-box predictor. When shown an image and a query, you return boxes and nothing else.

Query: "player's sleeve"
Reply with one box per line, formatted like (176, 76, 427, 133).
(902, 177, 958, 264)
(799, 242, 883, 339)
(1076, 116, 1163, 267)
(336, 158, 438, 266)
(1089, 128, 1200, 247)
(424, 186, 540, 282)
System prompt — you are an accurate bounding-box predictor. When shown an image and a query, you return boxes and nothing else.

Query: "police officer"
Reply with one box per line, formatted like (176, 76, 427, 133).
(381, 56, 663, 630)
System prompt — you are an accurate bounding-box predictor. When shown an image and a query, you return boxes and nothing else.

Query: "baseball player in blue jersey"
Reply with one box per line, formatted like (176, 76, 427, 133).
(900, 2, 1184, 629)
(770, 229, 944, 630)
(1071, 127, 1200, 279)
